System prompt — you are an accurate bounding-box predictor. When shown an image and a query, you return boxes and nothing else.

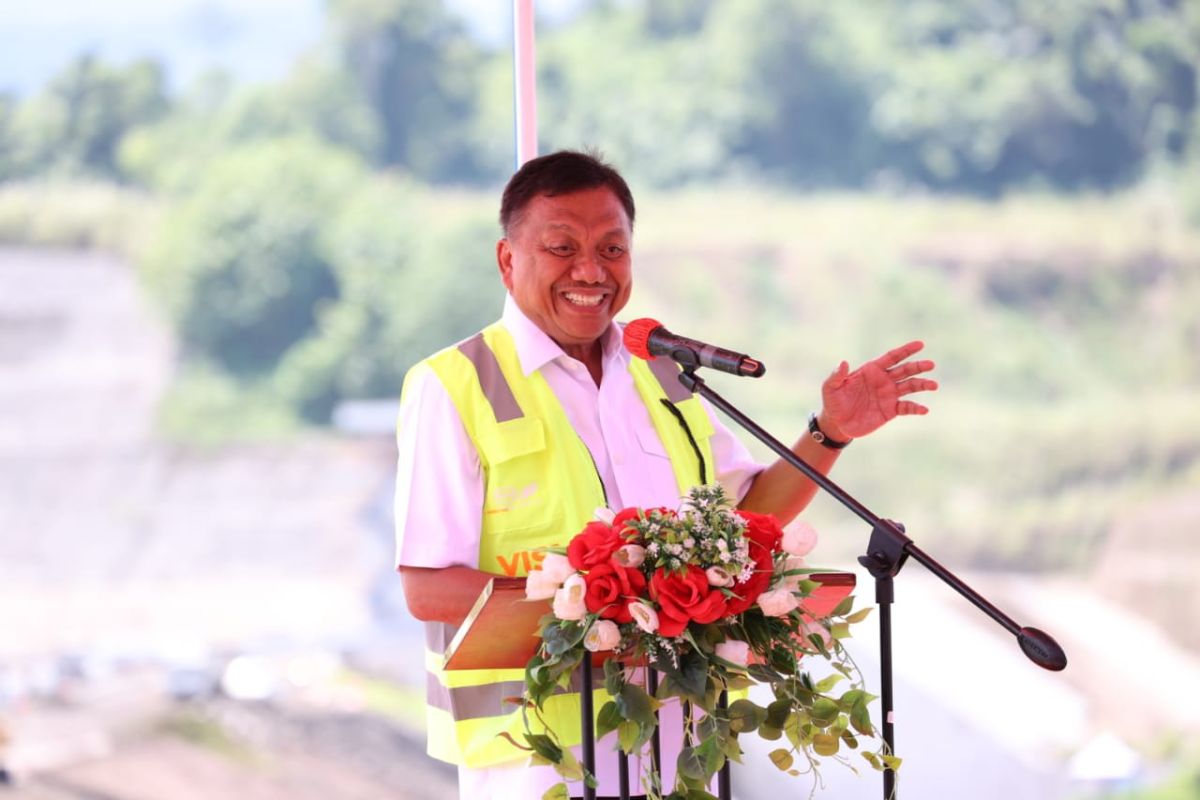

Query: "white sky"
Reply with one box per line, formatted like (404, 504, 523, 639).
(0, 0, 586, 97)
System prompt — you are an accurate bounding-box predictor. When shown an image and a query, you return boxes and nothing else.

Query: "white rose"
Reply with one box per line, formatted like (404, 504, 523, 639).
(525, 569, 559, 600)
(627, 601, 659, 634)
(705, 566, 735, 587)
(613, 544, 646, 568)
(552, 574, 588, 621)
(757, 587, 801, 617)
(781, 520, 818, 557)
(584, 619, 621, 652)
(715, 639, 750, 667)
(540, 552, 575, 584)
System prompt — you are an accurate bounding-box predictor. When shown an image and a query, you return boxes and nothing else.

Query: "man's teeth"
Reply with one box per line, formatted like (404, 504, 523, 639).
(564, 292, 604, 307)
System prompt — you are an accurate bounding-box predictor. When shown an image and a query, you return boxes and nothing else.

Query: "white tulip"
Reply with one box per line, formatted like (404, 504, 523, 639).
(705, 566, 735, 587)
(757, 587, 801, 617)
(525, 569, 559, 600)
(584, 619, 621, 652)
(781, 520, 818, 557)
(628, 601, 660, 634)
(540, 552, 575, 584)
(552, 573, 588, 621)
(613, 544, 646, 568)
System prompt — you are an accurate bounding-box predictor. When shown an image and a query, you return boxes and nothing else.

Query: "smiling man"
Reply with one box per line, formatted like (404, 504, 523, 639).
(394, 150, 937, 800)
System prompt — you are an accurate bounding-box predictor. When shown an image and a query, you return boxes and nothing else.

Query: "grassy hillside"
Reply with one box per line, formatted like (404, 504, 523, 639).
(624, 188, 1200, 573)
(3, 180, 1198, 579)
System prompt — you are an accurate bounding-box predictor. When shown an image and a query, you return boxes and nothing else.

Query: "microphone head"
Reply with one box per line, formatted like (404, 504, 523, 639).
(623, 317, 662, 360)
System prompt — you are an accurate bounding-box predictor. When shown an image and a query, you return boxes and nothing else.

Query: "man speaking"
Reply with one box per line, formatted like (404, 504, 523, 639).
(394, 150, 937, 799)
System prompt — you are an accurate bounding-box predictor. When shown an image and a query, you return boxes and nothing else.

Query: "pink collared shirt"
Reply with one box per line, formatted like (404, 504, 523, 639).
(394, 295, 764, 570)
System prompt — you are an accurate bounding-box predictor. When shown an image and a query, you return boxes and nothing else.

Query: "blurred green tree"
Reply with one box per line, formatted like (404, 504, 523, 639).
(328, 0, 488, 181)
(272, 176, 501, 420)
(1, 55, 169, 181)
(141, 137, 363, 375)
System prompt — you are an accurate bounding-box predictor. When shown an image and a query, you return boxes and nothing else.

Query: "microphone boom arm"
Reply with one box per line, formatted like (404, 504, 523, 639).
(675, 366, 1067, 799)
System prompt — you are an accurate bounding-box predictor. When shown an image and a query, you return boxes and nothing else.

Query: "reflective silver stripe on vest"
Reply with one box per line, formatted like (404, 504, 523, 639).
(426, 673, 528, 720)
(458, 333, 523, 422)
(425, 663, 609, 720)
(426, 619, 608, 720)
(645, 354, 692, 403)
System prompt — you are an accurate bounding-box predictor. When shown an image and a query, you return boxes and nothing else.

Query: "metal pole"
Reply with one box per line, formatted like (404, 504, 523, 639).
(512, 0, 538, 168)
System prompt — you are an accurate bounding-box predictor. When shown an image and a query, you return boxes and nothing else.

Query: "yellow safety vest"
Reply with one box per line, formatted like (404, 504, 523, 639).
(403, 321, 715, 768)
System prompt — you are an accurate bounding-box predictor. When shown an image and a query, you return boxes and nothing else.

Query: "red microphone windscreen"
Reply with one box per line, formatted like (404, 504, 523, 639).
(622, 317, 662, 360)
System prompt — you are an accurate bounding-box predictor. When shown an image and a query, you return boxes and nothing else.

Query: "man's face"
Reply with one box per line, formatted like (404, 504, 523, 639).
(497, 187, 633, 353)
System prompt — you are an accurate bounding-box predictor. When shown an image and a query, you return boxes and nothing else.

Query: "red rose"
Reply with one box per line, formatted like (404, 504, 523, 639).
(584, 562, 647, 623)
(567, 521, 624, 571)
(611, 507, 674, 539)
(650, 565, 729, 637)
(611, 507, 642, 536)
(725, 511, 784, 615)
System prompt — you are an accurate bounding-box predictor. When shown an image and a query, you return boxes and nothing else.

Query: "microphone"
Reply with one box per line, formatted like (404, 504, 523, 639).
(623, 318, 765, 378)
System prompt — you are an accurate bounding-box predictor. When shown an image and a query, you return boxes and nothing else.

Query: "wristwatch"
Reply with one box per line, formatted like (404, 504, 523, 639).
(808, 412, 851, 450)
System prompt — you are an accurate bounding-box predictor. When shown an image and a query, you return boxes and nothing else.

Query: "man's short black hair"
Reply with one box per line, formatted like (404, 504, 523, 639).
(499, 149, 636, 235)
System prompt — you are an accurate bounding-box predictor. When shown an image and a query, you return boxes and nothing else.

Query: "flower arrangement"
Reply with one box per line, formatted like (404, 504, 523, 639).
(518, 484, 896, 800)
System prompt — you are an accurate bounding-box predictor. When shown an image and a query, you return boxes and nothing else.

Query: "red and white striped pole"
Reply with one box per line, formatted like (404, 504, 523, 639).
(513, 0, 538, 168)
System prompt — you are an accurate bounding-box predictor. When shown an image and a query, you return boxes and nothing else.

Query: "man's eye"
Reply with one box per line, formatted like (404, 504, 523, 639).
(603, 245, 627, 258)
(548, 244, 574, 256)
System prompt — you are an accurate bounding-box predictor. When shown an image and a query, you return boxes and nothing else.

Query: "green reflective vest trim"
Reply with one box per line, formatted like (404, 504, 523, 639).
(404, 321, 715, 768)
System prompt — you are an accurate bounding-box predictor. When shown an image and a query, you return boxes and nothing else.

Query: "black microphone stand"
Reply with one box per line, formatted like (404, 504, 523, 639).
(674, 366, 1067, 800)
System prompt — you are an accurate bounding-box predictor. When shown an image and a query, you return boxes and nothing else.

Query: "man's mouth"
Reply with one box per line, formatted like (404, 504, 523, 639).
(561, 291, 607, 308)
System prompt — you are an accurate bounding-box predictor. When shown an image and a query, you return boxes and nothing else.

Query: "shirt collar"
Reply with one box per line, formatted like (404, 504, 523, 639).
(502, 294, 624, 376)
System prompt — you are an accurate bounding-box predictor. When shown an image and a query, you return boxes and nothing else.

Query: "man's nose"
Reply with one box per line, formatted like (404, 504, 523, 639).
(570, 252, 606, 283)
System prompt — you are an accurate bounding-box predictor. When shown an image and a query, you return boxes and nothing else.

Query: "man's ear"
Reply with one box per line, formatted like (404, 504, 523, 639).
(496, 238, 514, 291)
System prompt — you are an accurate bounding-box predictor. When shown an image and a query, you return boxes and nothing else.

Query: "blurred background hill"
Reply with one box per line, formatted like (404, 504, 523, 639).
(2, 1, 1199, 798)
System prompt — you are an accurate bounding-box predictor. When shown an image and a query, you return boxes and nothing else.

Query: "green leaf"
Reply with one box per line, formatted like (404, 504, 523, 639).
(604, 658, 625, 696)
(542, 783, 569, 800)
(882, 754, 903, 772)
(765, 699, 791, 729)
(862, 751, 882, 770)
(676, 650, 710, 700)
(768, 748, 794, 771)
(810, 698, 839, 727)
(617, 683, 659, 728)
(757, 724, 782, 741)
(813, 673, 844, 693)
(677, 746, 707, 781)
(543, 621, 585, 657)
(555, 747, 585, 782)
(696, 733, 725, 775)
(830, 596, 855, 617)
(846, 607, 873, 624)
(830, 622, 851, 640)
(727, 698, 761, 734)
(617, 720, 640, 754)
(596, 701, 622, 740)
(525, 733, 563, 764)
(747, 664, 784, 683)
(851, 699, 874, 736)
(813, 732, 840, 757)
